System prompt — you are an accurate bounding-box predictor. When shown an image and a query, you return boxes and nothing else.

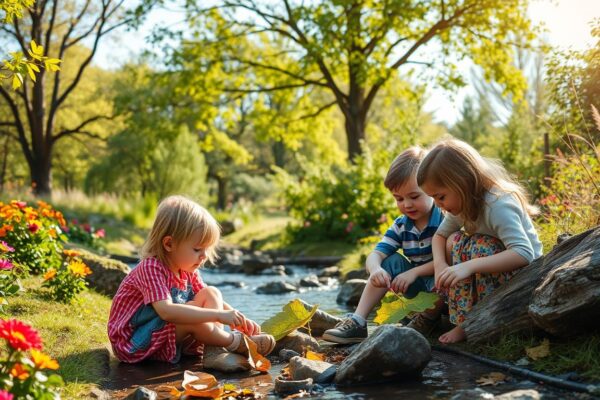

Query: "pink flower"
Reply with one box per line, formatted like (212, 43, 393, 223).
(341, 213, 348, 220)
(0, 319, 43, 351)
(28, 223, 40, 233)
(94, 228, 105, 238)
(0, 241, 14, 253)
(12, 201, 26, 209)
(0, 259, 13, 270)
(0, 389, 14, 400)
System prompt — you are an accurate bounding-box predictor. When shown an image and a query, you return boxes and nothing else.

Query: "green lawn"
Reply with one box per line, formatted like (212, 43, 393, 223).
(6, 277, 112, 399)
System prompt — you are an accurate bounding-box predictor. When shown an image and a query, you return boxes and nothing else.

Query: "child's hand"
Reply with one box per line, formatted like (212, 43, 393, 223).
(219, 309, 245, 327)
(434, 263, 450, 288)
(437, 264, 472, 288)
(390, 269, 418, 293)
(369, 266, 391, 288)
(239, 318, 261, 336)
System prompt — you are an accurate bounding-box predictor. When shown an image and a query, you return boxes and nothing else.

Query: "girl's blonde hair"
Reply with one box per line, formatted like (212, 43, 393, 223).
(140, 195, 220, 267)
(417, 138, 538, 233)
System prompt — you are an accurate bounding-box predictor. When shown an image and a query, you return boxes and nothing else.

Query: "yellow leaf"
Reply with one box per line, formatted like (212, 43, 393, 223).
(12, 73, 23, 90)
(374, 291, 439, 325)
(476, 372, 507, 386)
(261, 299, 319, 341)
(28, 40, 44, 60)
(525, 339, 550, 360)
(305, 350, 326, 361)
(27, 65, 36, 81)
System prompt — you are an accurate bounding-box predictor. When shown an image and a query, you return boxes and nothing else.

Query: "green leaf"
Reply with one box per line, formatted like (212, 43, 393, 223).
(261, 299, 318, 341)
(374, 292, 439, 325)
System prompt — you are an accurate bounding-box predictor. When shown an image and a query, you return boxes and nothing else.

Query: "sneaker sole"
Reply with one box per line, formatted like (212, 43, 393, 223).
(321, 333, 366, 344)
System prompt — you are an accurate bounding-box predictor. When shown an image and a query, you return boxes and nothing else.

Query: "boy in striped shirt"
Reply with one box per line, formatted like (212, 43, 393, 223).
(323, 147, 444, 344)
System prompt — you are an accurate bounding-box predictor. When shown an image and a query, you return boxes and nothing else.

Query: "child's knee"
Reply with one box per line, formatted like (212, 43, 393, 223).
(190, 286, 223, 306)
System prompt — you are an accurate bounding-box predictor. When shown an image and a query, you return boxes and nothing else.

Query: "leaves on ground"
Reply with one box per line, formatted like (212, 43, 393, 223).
(373, 291, 439, 325)
(476, 372, 507, 386)
(243, 334, 271, 372)
(304, 350, 326, 361)
(525, 338, 551, 360)
(159, 371, 264, 399)
(261, 299, 318, 340)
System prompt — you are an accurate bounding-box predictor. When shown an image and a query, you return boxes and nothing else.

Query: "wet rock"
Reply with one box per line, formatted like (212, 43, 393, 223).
(212, 281, 246, 288)
(556, 233, 572, 245)
(256, 281, 298, 294)
(279, 349, 301, 362)
(342, 268, 368, 282)
(274, 330, 320, 354)
(297, 299, 343, 336)
(262, 265, 287, 276)
(274, 376, 313, 394)
(318, 277, 334, 285)
(90, 388, 110, 400)
(77, 249, 129, 297)
(289, 356, 337, 384)
(334, 325, 431, 385)
(450, 388, 494, 399)
(299, 275, 321, 287)
(242, 252, 273, 274)
(202, 347, 250, 372)
(125, 387, 157, 400)
(494, 389, 540, 400)
(336, 279, 367, 306)
(317, 266, 340, 278)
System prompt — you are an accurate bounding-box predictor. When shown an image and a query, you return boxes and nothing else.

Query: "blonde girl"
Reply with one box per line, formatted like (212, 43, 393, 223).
(108, 195, 275, 364)
(417, 139, 542, 343)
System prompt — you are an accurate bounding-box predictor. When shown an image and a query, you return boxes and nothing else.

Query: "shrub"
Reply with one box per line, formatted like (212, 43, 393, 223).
(42, 250, 92, 303)
(275, 149, 396, 243)
(0, 201, 66, 274)
(63, 219, 105, 251)
(0, 319, 63, 399)
(0, 242, 21, 314)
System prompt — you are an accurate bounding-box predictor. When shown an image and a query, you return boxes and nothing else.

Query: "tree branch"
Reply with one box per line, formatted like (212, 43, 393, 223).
(51, 114, 113, 144)
(0, 86, 33, 165)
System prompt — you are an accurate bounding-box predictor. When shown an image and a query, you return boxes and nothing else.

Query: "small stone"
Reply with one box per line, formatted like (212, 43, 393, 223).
(274, 376, 313, 395)
(289, 356, 336, 384)
(494, 389, 541, 400)
(279, 349, 301, 361)
(125, 387, 157, 400)
(256, 281, 298, 294)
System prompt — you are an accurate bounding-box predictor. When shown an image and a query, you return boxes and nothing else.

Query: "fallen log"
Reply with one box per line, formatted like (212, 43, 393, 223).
(463, 225, 600, 343)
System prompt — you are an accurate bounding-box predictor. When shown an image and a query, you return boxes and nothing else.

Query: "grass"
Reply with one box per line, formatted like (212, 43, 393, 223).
(6, 277, 112, 399)
(469, 333, 600, 382)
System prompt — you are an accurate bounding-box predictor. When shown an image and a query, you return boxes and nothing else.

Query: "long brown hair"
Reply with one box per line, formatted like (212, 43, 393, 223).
(417, 139, 537, 233)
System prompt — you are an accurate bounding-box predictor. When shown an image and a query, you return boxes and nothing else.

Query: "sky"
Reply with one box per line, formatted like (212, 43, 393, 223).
(96, 0, 600, 126)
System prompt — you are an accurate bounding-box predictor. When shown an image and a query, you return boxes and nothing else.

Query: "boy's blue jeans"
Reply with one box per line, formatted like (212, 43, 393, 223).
(381, 253, 435, 298)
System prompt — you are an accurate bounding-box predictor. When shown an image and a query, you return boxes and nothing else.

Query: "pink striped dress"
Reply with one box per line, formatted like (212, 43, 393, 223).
(108, 257, 205, 363)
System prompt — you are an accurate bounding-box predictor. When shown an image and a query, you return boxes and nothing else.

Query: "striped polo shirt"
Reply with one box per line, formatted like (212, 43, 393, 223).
(374, 205, 444, 265)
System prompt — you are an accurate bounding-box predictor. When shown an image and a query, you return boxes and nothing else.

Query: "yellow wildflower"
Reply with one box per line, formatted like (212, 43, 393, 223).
(43, 269, 57, 281)
(68, 261, 92, 277)
(30, 349, 59, 370)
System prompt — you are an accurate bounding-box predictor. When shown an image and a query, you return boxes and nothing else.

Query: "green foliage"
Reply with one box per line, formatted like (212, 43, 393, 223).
(63, 220, 105, 252)
(0, 243, 21, 314)
(275, 146, 396, 243)
(0, 200, 66, 274)
(374, 291, 439, 325)
(261, 299, 318, 341)
(42, 253, 91, 303)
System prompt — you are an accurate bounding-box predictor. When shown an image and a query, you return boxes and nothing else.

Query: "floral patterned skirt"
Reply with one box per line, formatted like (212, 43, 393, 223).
(447, 232, 519, 325)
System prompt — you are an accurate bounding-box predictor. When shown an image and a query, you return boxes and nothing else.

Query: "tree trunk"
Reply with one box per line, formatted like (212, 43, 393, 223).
(272, 140, 286, 168)
(344, 113, 366, 162)
(30, 155, 52, 196)
(216, 175, 228, 210)
(462, 226, 600, 343)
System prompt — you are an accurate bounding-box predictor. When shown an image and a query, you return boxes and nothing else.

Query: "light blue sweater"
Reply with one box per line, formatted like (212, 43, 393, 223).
(435, 190, 543, 263)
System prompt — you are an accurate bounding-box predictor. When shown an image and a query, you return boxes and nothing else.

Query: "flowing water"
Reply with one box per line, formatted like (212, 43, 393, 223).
(107, 265, 596, 399)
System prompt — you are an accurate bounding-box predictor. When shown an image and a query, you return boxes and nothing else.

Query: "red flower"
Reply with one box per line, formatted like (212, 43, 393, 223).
(83, 223, 91, 233)
(12, 201, 26, 209)
(0, 390, 13, 400)
(28, 223, 40, 233)
(0, 319, 43, 351)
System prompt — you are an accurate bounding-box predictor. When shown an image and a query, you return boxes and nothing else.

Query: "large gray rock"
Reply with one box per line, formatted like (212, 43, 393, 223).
(317, 266, 340, 278)
(334, 325, 431, 385)
(274, 330, 320, 354)
(202, 347, 250, 372)
(256, 281, 298, 294)
(336, 279, 367, 306)
(528, 229, 600, 336)
(289, 356, 336, 383)
(298, 275, 321, 288)
(297, 299, 343, 337)
(77, 249, 129, 297)
(342, 268, 368, 282)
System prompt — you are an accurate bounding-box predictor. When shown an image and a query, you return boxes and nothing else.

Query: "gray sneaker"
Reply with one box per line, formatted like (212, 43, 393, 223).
(322, 317, 367, 344)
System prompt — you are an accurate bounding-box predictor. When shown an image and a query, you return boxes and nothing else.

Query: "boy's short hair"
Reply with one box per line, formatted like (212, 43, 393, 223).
(384, 146, 428, 191)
